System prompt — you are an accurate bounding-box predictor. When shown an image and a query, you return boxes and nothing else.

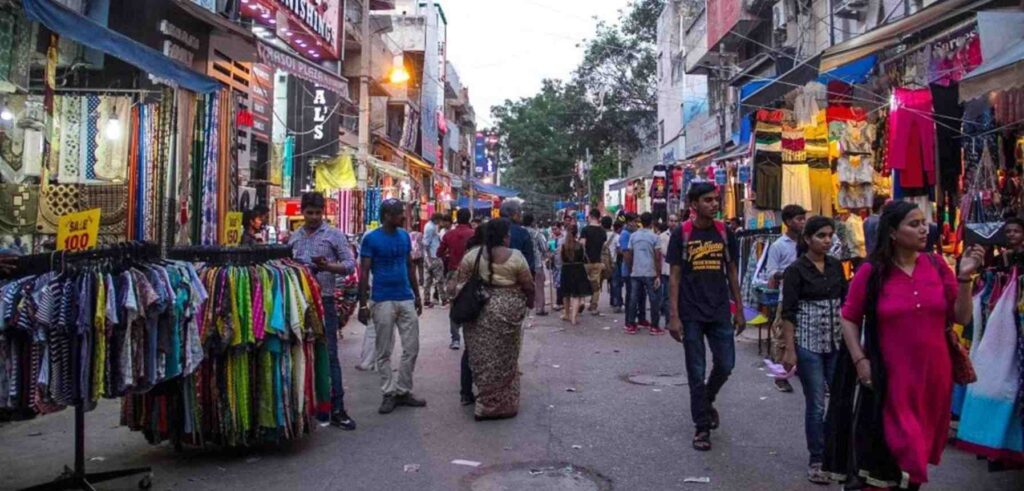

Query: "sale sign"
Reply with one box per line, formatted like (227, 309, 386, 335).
(223, 212, 244, 246)
(57, 208, 101, 252)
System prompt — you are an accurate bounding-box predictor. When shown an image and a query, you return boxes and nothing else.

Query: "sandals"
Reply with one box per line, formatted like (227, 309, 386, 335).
(692, 431, 712, 451)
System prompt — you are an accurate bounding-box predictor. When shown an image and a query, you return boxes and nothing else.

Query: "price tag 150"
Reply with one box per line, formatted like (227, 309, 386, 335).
(57, 208, 101, 252)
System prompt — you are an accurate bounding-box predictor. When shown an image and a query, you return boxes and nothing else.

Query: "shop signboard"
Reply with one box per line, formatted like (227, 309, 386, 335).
(684, 111, 728, 158)
(257, 42, 349, 99)
(222, 212, 243, 246)
(420, 2, 440, 165)
(287, 76, 339, 196)
(57, 209, 100, 252)
(474, 133, 486, 174)
(275, 0, 341, 59)
(707, 0, 742, 50)
(250, 63, 275, 142)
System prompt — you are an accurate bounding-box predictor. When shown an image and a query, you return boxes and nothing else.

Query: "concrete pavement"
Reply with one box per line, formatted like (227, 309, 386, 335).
(0, 300, 1019, 490)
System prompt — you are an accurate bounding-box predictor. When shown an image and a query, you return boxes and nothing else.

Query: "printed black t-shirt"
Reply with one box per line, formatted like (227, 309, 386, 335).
(667, 224, 739, 323)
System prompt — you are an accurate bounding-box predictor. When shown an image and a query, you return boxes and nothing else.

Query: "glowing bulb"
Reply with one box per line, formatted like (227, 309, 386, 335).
(0, 108, 12, 121)
(389, 66, 410, 84)
(104, 116, 122, 140)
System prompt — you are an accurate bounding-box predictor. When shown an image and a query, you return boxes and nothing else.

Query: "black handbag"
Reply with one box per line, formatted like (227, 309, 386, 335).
(450, 249, 491, 324)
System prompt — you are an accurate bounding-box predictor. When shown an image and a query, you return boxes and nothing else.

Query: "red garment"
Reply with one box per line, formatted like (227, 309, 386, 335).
(841, 255, 957, 484)
(827, 80, 854, 106)
(826, 105, 867, 123)
(887, 88, 936, 188)
(438, 224, 475, 271)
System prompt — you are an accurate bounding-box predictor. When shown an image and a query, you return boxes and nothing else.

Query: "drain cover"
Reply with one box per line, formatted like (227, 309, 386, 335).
(464, 462, 611, 491)
(624, 372, 687, 386)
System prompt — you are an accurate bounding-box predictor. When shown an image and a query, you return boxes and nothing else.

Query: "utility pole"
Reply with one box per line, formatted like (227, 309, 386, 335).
(585, 147, 592, 209)
(357, 0, 371, 190)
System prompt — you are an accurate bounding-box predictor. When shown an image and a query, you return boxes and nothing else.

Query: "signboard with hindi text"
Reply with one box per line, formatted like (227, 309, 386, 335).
(57, 209, 101, 252)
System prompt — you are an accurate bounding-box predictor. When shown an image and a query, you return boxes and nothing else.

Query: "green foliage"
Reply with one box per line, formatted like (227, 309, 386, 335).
(489, 0, 665, 208)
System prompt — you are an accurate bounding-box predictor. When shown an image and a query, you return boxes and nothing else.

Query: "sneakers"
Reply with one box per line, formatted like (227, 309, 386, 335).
(612, 306, 623, 314)
(460, 393, 476, 406)
(625, 324, 639, 335)
(807, 464, 830, 485)
(396, 393, 427, 407)
(649, 326, 666, 336)
(330, 410, 357, 430)
(450, 340, 461, 350)
(379, 394, 398, 414)
(638, 320, 651, 328)
(775, 379, 795, 393)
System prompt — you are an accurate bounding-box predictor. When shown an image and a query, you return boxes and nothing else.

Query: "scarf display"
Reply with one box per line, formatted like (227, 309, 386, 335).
(121, 259, 330, 447)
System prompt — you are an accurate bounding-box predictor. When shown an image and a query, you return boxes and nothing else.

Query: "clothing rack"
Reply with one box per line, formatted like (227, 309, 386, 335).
(165, 244, 292, 265)
(7, 243, 159, 491)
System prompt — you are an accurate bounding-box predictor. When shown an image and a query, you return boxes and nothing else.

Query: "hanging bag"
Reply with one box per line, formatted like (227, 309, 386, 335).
(450, 248, 491, 324)
(925, 253, 978, 385)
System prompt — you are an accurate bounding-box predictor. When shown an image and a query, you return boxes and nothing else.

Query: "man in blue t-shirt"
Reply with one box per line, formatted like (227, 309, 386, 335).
(618, 213, 647, 327)
(358, 198, 426, 415)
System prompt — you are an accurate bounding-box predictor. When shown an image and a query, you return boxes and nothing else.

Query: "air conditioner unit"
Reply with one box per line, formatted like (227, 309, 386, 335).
(772, 1, 788, 31)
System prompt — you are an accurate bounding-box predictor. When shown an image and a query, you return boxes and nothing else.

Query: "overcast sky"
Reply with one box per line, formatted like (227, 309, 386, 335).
(438, 0, 631, 127)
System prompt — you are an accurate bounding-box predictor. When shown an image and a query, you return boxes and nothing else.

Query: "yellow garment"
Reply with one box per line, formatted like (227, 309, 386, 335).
(314, 153, 357, 191)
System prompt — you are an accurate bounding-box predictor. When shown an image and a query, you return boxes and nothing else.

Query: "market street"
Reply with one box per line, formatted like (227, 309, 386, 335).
(0, 305, 1018, 490)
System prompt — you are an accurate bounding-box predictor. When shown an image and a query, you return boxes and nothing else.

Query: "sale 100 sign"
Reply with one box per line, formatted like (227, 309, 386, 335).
(57, 208, 101, 252)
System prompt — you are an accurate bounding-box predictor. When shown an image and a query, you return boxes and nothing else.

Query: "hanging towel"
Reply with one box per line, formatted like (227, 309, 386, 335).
(314, 153, 356, 192)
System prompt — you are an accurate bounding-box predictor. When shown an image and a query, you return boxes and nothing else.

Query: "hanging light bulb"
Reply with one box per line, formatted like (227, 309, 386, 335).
(104, 115, 122, 140)
(0, 107, 12, 121)
(389, 54, 410, 84)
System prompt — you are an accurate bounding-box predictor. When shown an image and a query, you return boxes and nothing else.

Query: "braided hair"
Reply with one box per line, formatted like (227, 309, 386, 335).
(482, 218, 511, 286)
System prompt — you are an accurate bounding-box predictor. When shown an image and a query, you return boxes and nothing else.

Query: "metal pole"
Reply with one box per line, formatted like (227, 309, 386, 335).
(357, 0, 371, 190)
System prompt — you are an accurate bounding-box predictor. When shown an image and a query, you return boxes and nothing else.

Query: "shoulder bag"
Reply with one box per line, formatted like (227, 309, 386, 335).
(450, 249, 491, 325)
(925, 253, 977, 385)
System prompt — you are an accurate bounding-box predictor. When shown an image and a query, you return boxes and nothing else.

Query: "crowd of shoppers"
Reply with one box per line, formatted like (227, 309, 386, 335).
(290, 186, 1002, 489)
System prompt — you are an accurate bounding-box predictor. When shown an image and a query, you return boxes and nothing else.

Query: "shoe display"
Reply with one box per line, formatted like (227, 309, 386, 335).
(379, 394, 398, 414)
(330, 410, 357, 430)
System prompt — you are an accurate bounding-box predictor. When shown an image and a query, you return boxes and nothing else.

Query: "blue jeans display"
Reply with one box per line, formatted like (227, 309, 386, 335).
(795, 345, 838, 465)
(627, 277, 659, 327)
(610, 257, 624, 308)
(682, 319, 736, 431)
(322, 296, 346, 413)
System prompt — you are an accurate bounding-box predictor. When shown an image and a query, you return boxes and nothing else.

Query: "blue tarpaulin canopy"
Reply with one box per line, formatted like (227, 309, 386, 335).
(818, 55, 877, 85)
(471, 179, 519, 198)
(24, 0, 222, 93)
(456, 197, 493, 209)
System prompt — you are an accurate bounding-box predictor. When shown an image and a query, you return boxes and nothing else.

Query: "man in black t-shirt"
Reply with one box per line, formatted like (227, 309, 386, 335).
(667, 182, 745, 453)
(580, 208, 608, 314)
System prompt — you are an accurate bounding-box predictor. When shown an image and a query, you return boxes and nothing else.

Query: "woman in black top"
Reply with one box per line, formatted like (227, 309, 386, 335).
(779, 216, 848, 484)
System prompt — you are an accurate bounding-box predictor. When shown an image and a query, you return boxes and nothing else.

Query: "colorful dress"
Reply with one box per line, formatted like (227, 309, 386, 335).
(840, 254, 957, 485)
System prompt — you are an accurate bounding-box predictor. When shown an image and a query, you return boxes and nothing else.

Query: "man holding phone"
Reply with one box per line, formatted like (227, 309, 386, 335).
(289, 192, 357, 431)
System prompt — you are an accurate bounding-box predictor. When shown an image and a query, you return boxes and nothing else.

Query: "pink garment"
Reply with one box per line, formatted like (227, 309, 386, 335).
(841, 254, 957, 484)
(887, 88, 936, 188)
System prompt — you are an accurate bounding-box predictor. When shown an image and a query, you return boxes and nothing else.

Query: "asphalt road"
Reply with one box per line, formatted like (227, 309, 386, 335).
(0, 300, 1020, 490)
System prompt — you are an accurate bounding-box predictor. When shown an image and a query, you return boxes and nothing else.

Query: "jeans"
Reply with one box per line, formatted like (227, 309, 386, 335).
(460, 347, 474, 397)
(627, 277, 659, 327)
(322, 296, 346, 413)
(795, 345, 838, 465)
(373, 300, 420, 395)
(610, 258, 624, 308)
(682, 319, 736, 431)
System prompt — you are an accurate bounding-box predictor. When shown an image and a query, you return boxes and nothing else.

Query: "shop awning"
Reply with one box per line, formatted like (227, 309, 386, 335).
(376, 137, 433, 172)
(960, 38, 1024, 101)
(366, 156, 408, 178)
(24, 0, 221, 93)
(740, 55, 821, 111)
(471, 179, 519, 198)
(455, 197, 493, 209)
(819, 0, 985, 73)
(818, 55, 877, 85)
(713, 144, 751, 162)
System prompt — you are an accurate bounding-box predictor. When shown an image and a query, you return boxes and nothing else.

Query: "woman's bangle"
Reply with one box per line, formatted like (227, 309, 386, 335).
(853, 356, 869, 366)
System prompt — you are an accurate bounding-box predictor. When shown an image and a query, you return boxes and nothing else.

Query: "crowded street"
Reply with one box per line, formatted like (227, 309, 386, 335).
(1, 304, 1019, 490)
(3, 0, 1024, 490)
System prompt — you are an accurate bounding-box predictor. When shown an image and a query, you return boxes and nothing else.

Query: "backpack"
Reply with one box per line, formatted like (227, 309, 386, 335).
(679, 219, 731, 265)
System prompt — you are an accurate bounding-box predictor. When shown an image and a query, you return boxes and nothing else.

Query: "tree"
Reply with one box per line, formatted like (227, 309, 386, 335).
(490, 0, 665, 207)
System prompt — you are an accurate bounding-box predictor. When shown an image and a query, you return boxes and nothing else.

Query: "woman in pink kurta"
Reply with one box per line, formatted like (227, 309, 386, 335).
(836, 202, 984, 488)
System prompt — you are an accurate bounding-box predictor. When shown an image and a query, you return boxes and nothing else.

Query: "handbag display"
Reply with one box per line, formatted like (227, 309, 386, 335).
(79, 183, 128, 237)
(0, 183, 38, 234)
(963, 221, 1006, 246)
(450, 249, 491, 325)
(35, 182, 80, 234)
